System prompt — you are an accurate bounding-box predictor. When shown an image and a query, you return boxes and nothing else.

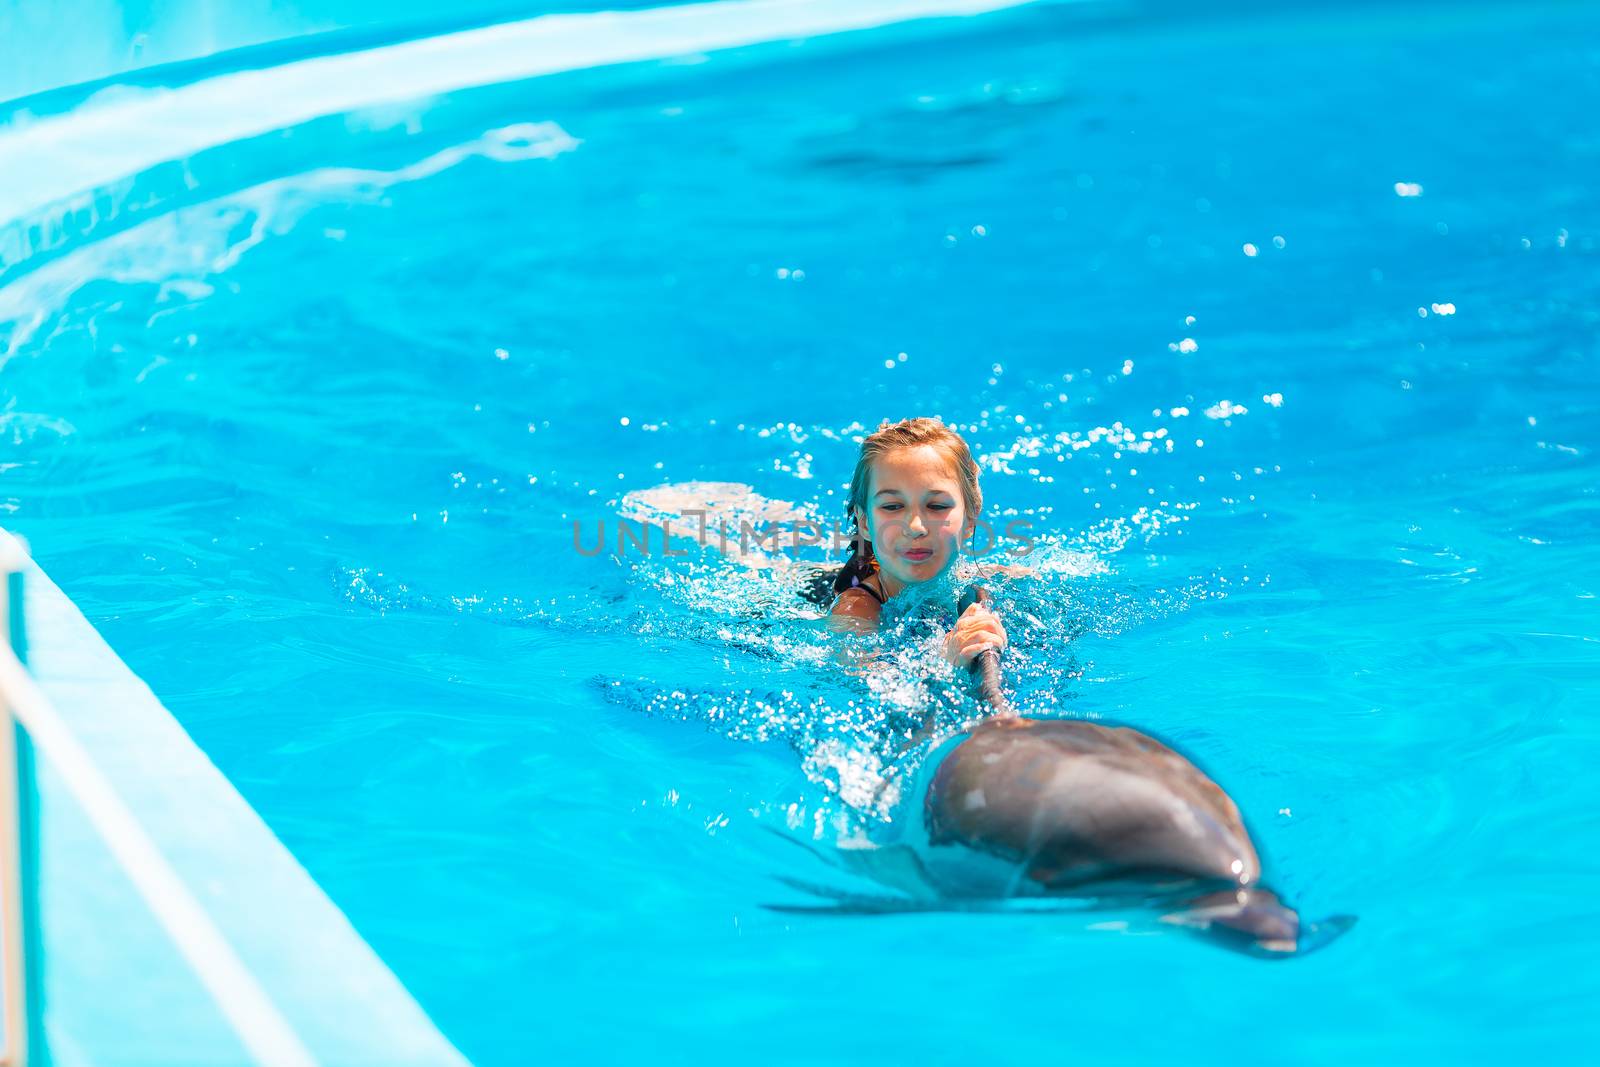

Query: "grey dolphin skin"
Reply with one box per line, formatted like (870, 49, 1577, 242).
(915, 585, 1354, 958)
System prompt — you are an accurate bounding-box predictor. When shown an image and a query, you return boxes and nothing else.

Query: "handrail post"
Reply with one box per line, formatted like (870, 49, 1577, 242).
(0, 533, 45, 1067)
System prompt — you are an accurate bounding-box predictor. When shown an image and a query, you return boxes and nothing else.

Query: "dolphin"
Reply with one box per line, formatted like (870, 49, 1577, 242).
(772, 586, 1355, 958)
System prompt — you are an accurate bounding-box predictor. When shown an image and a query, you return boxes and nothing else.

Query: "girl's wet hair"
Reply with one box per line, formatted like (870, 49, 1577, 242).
(832, 416, 983, 598)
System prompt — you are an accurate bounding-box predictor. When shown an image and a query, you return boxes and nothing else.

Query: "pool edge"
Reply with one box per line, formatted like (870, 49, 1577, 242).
(3, 529, 472, 1067)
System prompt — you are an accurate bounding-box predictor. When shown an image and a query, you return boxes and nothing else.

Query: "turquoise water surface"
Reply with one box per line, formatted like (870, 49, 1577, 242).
(3, 1, 1597, 1062)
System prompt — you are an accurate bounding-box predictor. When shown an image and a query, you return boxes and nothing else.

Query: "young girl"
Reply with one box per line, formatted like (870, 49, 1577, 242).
(827, 417, 1009, 671)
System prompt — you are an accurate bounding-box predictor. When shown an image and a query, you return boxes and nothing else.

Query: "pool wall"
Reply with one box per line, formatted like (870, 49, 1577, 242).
(1, 0, 1051, 294)
(0, 1, 579, 106)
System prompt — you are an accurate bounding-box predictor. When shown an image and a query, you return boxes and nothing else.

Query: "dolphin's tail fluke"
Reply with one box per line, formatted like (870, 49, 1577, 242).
(1162, 888, 1357, 959)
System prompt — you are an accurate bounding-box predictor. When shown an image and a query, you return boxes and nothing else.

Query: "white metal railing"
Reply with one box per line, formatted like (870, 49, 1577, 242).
(0, 532, 39, 1067)
(0, 532, 318, 1066)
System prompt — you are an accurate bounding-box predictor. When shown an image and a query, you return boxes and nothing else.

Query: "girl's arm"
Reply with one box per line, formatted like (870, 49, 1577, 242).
(827, 588, 892, 678)
(825, 591, 976, 755)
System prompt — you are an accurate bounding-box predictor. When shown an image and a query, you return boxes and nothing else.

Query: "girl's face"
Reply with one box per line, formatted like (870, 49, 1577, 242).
(853, 445, 975, 592)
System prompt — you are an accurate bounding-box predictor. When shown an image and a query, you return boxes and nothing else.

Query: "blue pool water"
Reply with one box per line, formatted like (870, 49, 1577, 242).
(3, 1, 1598, 1062)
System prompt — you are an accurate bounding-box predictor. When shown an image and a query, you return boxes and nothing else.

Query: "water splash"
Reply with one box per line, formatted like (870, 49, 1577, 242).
(338, 468, 1221, 843)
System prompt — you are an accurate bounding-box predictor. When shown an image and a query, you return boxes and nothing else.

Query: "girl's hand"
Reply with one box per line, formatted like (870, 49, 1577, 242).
(943, 603, 1008, 670)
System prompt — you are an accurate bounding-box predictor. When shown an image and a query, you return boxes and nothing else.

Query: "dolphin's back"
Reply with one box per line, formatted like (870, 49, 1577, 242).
(923, 718, 1261, 892)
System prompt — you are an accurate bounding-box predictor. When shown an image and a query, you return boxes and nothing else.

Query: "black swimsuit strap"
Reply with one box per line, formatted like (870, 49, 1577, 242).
(854, 577, 887, 605)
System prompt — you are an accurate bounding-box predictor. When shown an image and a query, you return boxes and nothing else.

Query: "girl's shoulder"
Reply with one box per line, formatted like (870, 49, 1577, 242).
(828, 577, 885, 632)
